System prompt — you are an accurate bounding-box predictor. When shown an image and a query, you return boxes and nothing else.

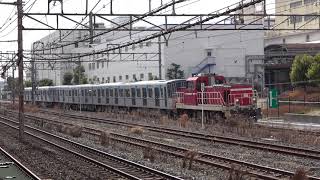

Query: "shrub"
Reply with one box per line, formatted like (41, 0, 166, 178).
(130, 126, 144, 135)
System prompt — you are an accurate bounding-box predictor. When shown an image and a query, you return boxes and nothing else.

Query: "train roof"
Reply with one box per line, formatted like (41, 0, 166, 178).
(24, 79, 186, 90)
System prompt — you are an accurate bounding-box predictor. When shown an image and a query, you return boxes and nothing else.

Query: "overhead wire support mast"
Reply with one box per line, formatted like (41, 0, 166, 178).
(0, 0, 24, 141)
(17, 0, 25, 141)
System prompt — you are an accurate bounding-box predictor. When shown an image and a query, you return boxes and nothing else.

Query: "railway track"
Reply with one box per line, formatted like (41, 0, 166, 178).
(0, 115, 183, 180)
(27, 109, 320, 161)
(0, 146, 41, 180)
(7, 112, 320, 180)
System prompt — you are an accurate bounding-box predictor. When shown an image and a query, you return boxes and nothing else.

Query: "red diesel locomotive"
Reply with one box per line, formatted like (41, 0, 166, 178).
(175, 74, 259, 120)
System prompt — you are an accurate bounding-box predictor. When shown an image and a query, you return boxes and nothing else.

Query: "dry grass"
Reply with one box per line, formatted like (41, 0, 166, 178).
(69, 125, 82, 138)
(182, 149, 198, 170)
(129, 126, 144, 135)
(159, 115, 169, 126)
(24, 105, 40, 113)
(100, 131, 111, 146)
(292, 167, 308, 180)
(178, 114, 189, 128)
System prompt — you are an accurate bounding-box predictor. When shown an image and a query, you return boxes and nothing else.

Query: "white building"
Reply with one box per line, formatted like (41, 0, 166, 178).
(30, 21, 264, 85)
(85, 24, 264, 84)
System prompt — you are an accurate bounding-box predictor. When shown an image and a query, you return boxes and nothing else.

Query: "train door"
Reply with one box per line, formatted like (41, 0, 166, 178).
(131, 87, 136, 106)
(155, 87, 160, 107)
(105, 88, 109, 104)
(142, 87, 147, 106)
(97, 88, 101, 104)
(115, 88, 119, 105)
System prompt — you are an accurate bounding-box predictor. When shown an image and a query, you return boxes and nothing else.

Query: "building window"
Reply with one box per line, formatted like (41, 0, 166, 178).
(126, 75, 129, 80)
(97, 62, 99, 69)
(102, 61, 104, 68)
(92, 63, 95, 70)
(133, 74, 137, 81)
(306, 34, 310, 42)
(148, 73, 153, 80)
(304, 0, 317, 5)
(282, 38, 286, 44)
(107, 77, 110, 83)
(119, 76, 122, 81)
(89, 63, 91, 70)
(139, 42, 143, 48)
(113, 76, 116, 82)
(140, 73, 144, 80)
(102, 77, 105, 83)
(290, 16, 302, 24)
(125, 46, 129, 52)
(97, 78, 100, 82)
(132, 44, 135, 50)
(146, 41, 151, 47)
(290, 1, 302, 8)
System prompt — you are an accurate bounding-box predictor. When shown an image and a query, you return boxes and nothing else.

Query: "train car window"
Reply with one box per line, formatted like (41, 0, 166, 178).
(119, 89, 123, 97)
(148, 88, 153, 98)
(93, 90, 97, 96)
(106, 89, 109, 97)
(131, 88, 136, 97)
(110, 89, 113, 97)
(102, 89, 105, 97)
(98, 89, 101, 97)
(136, 88, 141, 97)
(115, 89, 118, 97)
(81, 90, 84, 96)
(142, 88, 147, 97)
(75, 90, 78, 96)
(160, 87, 163, 98)
(167, 84, 172, 98)
(125, 89, 130, 97)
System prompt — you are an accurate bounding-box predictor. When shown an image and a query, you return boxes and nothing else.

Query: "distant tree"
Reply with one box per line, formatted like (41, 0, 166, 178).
(73, 65, 88, 85)
(24, 80, 32, 87)
(63, 72, 73, 85)
(307, 54, 320, 82)
(39, 78, 54, 87)
(290, 54, 314, 87)
(166, 63, 184, 80)
(4, 77, 18, 92)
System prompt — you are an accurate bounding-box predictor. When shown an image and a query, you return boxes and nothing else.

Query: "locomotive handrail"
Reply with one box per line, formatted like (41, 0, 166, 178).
(197, 92, 225, 106)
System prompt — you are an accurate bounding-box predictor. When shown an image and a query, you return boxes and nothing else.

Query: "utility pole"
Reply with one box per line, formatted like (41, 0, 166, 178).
(17, 0, 25, 141)
(31, 43, 36, 105)
(12, 67, 15, 105)
(158, 37, 162, 79)
(89, 12, 94, 44)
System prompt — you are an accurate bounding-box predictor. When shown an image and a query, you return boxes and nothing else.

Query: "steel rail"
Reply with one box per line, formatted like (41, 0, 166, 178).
(0, 115, 182, 180)
(33, 109, 320, 160)
(0, 146, 41, 180)
(10, 113, 320, 180)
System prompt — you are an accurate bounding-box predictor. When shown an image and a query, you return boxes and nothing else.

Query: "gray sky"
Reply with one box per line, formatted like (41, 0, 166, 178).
(0, 0, 275, 53)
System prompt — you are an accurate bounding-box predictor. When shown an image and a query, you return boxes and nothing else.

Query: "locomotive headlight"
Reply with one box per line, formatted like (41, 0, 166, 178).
(252, 97, 257, 103)
(235, 98, 240, 104)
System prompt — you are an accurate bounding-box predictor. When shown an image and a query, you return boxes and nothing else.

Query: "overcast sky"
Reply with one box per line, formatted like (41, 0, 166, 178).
(0, 0, 275, 54)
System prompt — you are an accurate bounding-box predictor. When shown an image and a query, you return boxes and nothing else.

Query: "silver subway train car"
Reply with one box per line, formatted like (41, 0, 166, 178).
(24, 80, 186, 112)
